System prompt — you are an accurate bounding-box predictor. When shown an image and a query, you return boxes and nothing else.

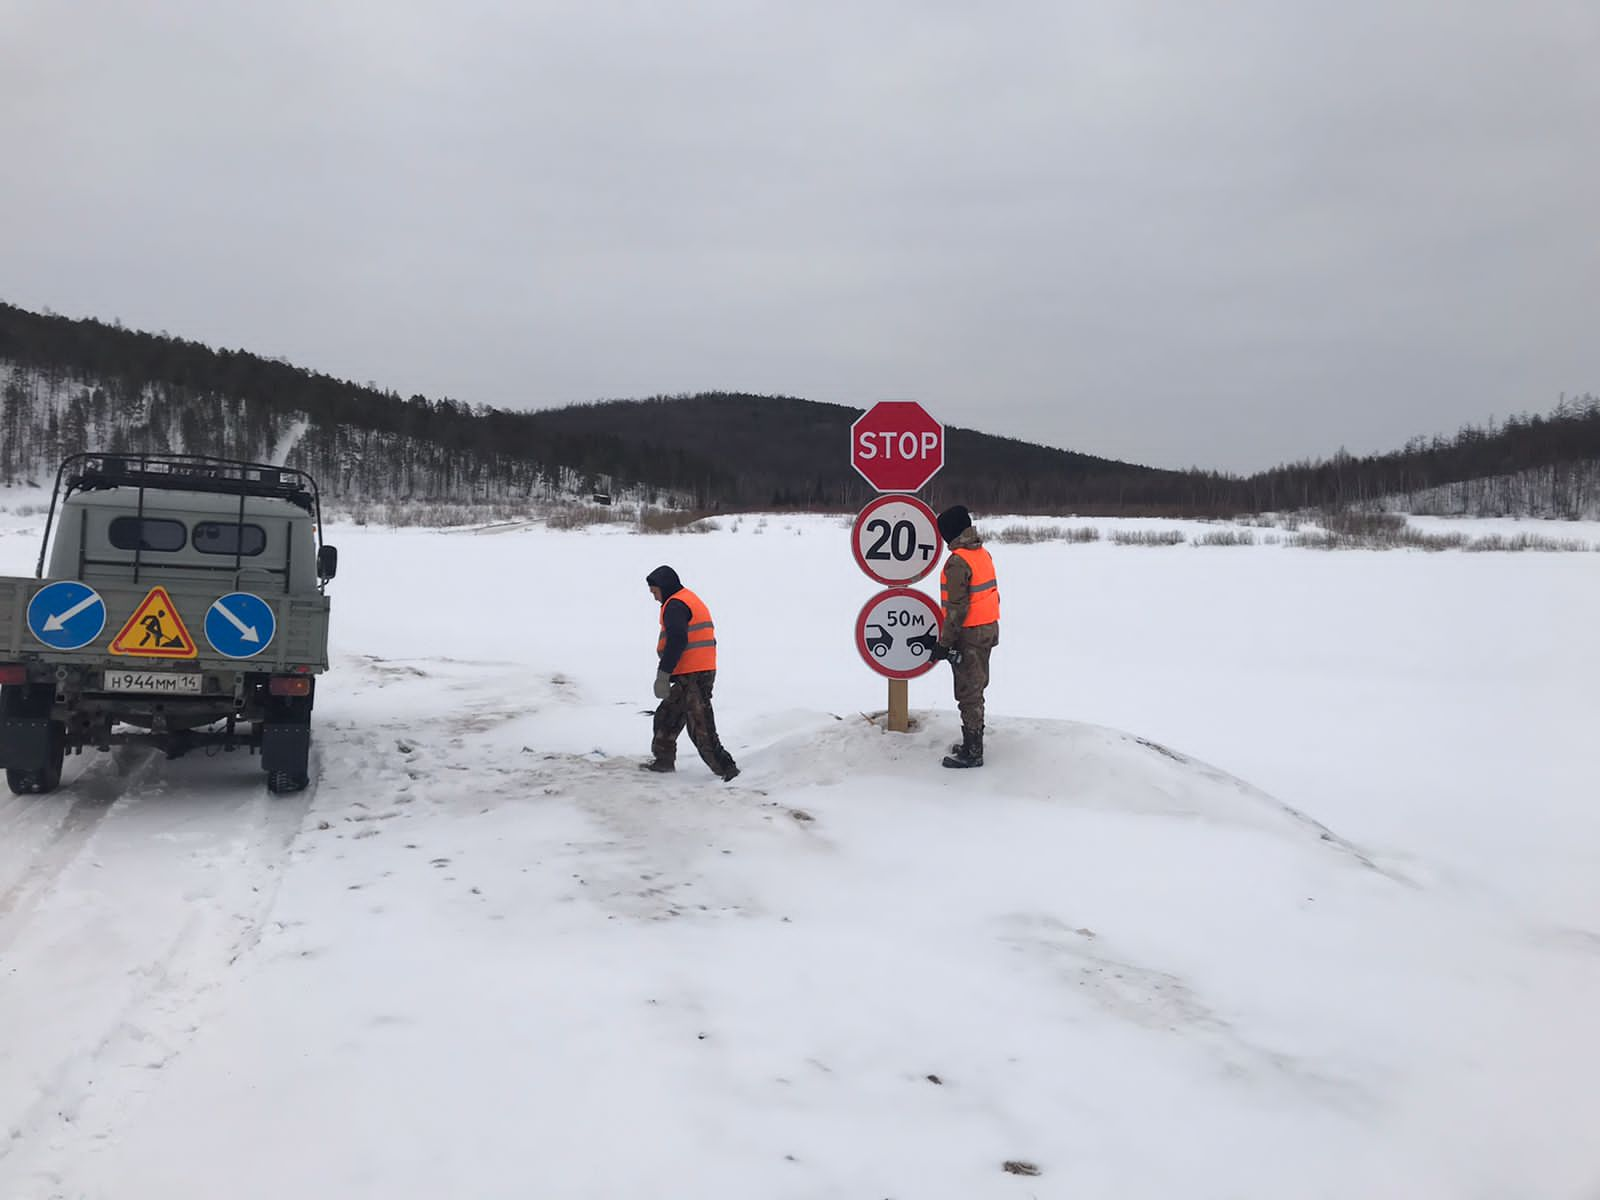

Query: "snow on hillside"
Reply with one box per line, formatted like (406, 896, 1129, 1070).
(0, 505, 1597, 1199)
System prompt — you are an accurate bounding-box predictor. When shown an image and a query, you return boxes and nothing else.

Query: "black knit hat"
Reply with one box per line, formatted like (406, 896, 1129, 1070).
(936, 505, 972, 545)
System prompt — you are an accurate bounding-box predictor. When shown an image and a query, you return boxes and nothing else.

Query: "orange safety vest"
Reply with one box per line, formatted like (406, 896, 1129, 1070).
(657, 588, 718, 674)
(940, 547, 1000, 628)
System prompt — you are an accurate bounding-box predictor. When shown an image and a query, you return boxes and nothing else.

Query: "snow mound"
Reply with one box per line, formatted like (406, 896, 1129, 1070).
(744, 711, 1393, 877)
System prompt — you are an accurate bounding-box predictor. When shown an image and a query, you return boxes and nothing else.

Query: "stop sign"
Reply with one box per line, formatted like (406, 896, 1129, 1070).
(851, 401, 944, 493)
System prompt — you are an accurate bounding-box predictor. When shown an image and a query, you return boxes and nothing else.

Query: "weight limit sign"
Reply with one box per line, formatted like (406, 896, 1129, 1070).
(850, 494, 941, 586)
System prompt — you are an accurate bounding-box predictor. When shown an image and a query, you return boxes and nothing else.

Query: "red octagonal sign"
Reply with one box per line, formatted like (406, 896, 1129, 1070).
(851, 401, 944, 493)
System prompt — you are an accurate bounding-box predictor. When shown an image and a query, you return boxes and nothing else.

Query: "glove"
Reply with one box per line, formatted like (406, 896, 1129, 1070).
(928, 643, 950, 663)
(948, 647, 963, 665)
(653, 669, 672, 700)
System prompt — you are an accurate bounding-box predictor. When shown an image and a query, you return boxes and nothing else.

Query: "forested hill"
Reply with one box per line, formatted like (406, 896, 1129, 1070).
(0, 301, 1180, 511)
(516, 394, 1186, 512)
(0, 303, 631, 506)
(2, 301, 1597, 516)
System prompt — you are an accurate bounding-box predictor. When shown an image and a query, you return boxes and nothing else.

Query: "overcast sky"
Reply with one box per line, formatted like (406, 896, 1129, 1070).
(2, 1, 1596, 473)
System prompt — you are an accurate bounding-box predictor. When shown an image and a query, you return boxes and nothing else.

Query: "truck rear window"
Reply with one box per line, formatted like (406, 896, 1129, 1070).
(193, 521, 267, 557)
(108, 517, 187, 552)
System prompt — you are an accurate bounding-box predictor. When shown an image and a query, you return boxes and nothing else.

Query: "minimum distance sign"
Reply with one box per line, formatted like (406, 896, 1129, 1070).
(855, 587, 943, 679)
(851, 494, 941, 586)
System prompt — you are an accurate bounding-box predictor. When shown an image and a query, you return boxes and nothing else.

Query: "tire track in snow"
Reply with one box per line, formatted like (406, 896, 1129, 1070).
(0, 796, 109, 934)
(0, 747, 160, 954)
(0, 754, 318, 1187)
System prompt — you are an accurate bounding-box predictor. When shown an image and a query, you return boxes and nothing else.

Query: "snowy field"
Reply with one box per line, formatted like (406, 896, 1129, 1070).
(1, 498, 1598, 1199)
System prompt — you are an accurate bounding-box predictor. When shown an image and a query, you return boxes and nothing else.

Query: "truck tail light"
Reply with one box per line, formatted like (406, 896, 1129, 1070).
(268, 676, 312, 697)
(0, 663, 28, 686)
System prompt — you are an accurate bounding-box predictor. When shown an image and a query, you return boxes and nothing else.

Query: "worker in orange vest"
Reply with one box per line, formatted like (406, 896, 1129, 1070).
(929, 506, 999, 768)
(642, 564, 740, 782)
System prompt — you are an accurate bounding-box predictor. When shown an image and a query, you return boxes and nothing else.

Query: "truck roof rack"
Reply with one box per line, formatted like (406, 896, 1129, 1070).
(58, 452, 320, 512)
(36, 452, 327, 580)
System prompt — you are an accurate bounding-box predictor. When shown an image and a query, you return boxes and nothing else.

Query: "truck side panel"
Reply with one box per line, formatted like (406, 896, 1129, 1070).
(2, 580, 27, 660)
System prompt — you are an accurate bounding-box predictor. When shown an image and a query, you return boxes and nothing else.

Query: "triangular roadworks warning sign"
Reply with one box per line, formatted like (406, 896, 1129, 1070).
(109, 586, 199, 659)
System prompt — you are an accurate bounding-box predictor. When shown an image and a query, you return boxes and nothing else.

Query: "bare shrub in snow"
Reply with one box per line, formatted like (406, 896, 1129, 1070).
(1196, 529, 1256, 547)
(1297, 511, 1466, 551)
(338, 501, 542, 528)
(1321, 511, 1407, 540)
(1111, 529, 1186, 547)
(637, 509, 719, 534)
(991, 524, 1100, 545)
(1290, 524, 1463, 551)
(1464, 532, 1590, 553)
(991, 524, 1053, 544)
(1288, 531, 1337, 550)
(546, 504, 628, 531)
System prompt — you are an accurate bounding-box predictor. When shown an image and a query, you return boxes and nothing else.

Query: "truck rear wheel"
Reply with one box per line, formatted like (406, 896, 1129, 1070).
(2, 685, 65, 796)
(6, 741, 63, 795)
(266, 769, 308, 794)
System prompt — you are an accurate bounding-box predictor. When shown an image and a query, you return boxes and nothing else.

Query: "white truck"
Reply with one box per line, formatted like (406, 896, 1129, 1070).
(0, 453, 336, 795)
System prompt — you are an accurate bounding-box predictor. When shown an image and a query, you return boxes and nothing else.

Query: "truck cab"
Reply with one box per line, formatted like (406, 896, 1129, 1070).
(0, 453, 336, 795)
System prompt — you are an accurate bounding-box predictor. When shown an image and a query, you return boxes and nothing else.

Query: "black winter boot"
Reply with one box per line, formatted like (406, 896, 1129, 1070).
(942, 729, 983, 769)
(950, 725, 985, 755)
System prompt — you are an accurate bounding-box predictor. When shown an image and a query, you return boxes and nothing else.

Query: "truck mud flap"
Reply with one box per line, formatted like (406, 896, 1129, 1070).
(261, 724, 311, 774)
(0, 717, 52, 770)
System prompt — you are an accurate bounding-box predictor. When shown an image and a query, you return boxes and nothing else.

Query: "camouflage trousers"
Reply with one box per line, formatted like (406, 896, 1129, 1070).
(651, 669, 738, 777)
(949, 623, 999, 734)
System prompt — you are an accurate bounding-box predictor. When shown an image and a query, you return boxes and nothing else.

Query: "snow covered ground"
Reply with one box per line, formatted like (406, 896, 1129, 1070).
(1, 498, 1597, 1199)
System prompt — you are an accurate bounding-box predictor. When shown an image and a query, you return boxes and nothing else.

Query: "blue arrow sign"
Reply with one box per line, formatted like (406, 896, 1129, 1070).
(26, 581, 107, 650)
(204, 592, 277, 659)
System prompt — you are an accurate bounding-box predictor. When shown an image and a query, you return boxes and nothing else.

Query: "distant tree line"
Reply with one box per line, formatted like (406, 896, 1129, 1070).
(2, 301, 1596, 516)
(1236, 397, 1600, 515)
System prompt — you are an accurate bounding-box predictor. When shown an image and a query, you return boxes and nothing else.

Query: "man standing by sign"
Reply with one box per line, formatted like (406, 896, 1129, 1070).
(643, 565, 740, 782)
(929, 506, 1000, 768)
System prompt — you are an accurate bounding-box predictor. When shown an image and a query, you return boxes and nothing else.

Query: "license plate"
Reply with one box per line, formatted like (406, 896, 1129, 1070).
(103, 670, 204, 695)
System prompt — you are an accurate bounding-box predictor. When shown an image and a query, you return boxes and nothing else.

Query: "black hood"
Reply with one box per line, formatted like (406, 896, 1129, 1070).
(646, 565, 682, 597)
